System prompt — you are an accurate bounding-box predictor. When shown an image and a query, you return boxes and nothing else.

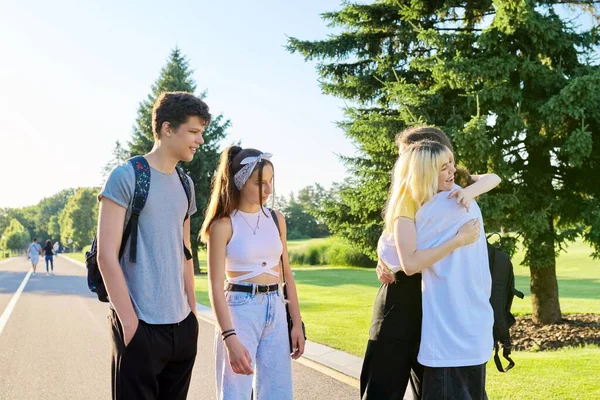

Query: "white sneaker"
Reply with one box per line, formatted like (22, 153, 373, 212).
(51, 271, 55, 275)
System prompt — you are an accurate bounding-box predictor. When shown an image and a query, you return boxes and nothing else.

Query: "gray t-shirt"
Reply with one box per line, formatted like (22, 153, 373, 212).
(99, 161, 197, 324)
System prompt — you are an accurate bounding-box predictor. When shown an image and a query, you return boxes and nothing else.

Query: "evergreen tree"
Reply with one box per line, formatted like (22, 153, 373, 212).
(128, 47, 229, 273)
(288, 1, 600, 324)
(102, 141, 129, 180)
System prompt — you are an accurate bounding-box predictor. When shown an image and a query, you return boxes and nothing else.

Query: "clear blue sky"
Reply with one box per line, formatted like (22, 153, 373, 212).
(1, 2, 596, 209)
(0, 0, 356, 208)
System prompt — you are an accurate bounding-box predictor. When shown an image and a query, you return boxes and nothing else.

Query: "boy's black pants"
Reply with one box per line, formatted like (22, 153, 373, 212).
(109, 309, 199, 400)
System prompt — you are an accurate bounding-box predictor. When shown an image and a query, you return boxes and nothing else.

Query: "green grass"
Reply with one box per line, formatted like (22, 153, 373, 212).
(61, 246, 93, 263)
(485, 346, 600, 399)
(510, 240, 600, 315)
(195, 238, 599, 355)
(287, 237, 373, 267)
(64, 252, 86, 263)
(286, 237, 331, 251)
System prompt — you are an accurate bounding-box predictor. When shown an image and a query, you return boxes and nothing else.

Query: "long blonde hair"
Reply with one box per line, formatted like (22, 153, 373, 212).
(383, 140, 453, 233)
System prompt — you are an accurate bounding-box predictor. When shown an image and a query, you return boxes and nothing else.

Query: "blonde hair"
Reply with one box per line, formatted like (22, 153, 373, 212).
(383, 140, 453, 233)
(396, 125, 474, 188)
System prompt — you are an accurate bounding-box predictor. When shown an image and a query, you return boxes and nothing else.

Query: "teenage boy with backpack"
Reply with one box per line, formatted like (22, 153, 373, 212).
(97, 91, 210, 400)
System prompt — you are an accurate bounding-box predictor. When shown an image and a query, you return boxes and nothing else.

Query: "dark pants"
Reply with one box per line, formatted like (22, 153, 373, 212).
(423, 364, 488, 400)
(361, 338, 423, 400)
(360, 272, 423, 400)
(45, 255, 53, 271)
(109, 309, 199, 400)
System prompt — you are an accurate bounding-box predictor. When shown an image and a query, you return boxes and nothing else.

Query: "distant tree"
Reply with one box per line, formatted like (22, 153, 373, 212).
(2, 219, 29, 252)
(102, 141, 129, 180)
(128, 47, 230, 273)
(59, 188, 99, 250)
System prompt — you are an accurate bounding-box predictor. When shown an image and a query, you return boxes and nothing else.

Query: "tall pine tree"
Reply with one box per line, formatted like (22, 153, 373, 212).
(128, 47, 229, 273)
(102, 141, 129, 180)
(288, 1, 600, 324)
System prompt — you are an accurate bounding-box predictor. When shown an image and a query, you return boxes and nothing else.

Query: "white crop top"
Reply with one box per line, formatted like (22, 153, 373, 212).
(377, 232, 403, 273)
(226, 209, 284, 282)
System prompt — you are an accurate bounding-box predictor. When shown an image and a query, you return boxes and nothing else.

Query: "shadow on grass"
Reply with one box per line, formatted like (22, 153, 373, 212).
(293, 266, 599, 300)
(292, 267, 381, 289)
(515, 275, 600, 300)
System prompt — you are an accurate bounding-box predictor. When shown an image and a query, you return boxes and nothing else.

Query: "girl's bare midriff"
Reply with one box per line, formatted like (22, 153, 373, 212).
(226, 264, 281, 285)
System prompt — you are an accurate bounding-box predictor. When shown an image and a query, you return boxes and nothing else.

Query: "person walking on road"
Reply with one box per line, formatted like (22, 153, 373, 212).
(43, 239, 54, 275)
(26, 238, 43, 276)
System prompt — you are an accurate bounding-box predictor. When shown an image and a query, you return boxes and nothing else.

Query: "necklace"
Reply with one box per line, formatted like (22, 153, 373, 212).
(238, 211, 260, 235)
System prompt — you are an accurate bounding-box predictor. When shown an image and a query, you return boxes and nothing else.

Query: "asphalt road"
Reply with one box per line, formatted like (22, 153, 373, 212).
(0, 256, 358, 399)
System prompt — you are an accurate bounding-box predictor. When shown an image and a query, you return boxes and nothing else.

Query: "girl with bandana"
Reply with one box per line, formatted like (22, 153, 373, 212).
(200, 146, 304, 400)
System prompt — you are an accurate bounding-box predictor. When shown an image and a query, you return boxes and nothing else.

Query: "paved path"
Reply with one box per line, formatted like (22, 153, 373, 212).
(0, 256, 359, 399)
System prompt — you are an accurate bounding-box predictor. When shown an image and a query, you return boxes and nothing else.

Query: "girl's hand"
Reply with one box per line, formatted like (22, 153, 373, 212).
(225, 336, 253, 375)
(448, 187, 475, 212)
(376, 259, 395, 284)
(290, 324, 306, 360)
(456, 219, 481, 246)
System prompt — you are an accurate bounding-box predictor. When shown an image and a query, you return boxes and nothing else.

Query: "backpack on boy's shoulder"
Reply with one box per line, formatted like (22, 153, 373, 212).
(486, 232, 525, 373)
(85, 155, 193, 303)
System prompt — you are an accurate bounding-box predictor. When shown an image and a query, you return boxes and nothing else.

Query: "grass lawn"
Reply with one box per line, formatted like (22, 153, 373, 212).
(510, 240, 600, 315)
(485, 345, 600, 399)
(63, 252, 86, 263)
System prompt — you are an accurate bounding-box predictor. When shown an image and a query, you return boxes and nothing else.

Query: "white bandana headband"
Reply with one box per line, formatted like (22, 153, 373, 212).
(233, 152, 273, 190)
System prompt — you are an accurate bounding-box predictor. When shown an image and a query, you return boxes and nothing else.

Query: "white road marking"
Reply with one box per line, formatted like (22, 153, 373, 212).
(0, 269, 32, 337)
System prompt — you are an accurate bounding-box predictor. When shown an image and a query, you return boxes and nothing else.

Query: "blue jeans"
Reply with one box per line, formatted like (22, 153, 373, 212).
(45, 255, 53, 272)
(215, 284, 292, 400)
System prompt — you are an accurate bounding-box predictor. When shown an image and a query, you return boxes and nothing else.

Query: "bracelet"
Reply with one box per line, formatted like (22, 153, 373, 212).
(221, 328, 235, 336)
(223, 332, 237, 341)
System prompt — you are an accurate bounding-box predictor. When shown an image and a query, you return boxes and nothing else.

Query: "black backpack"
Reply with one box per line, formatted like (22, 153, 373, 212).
(487, 233, 524, 372)
(86, 156, 193, 302)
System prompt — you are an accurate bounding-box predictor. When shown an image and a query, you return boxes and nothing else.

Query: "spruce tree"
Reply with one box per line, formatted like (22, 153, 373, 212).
(128, 47, 229, 273)
(288, 1, 600, 324)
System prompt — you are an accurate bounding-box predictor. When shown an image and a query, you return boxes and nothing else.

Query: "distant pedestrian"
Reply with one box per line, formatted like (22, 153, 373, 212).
(43, 239, 54, 275)
(26, 238, 43, 275)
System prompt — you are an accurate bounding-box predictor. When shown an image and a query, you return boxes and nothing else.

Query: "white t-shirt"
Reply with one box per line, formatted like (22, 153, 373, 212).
(29, 243, 42, 257)
(377, 232, 402, 273)
(416, 188, 493, 367)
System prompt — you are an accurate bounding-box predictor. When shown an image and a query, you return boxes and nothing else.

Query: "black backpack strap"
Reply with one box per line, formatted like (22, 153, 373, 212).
(494, 342, 515, 372)
(123, 156, 151, 263)
(175, 165, 193, 261)
(175, 166, 192, 221)
(270, 209, 286, 283)
(488, 237, 519, 373)
(513, 287, 525, 299)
